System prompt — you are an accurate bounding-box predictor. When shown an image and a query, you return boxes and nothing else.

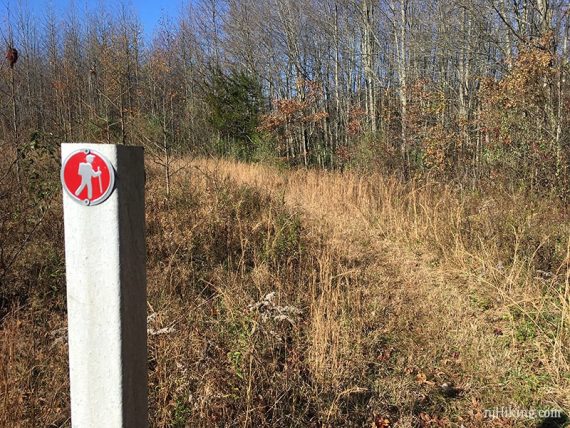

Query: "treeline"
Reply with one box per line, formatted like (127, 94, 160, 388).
(0, 0, 569, 192)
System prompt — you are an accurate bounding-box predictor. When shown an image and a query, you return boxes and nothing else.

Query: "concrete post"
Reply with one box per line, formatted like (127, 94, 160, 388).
(61, 143, 147, 427)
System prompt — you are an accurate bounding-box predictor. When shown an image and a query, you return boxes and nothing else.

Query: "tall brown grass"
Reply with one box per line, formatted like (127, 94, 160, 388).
(0, 154, 568, 427)
(191, 158, 570, 424)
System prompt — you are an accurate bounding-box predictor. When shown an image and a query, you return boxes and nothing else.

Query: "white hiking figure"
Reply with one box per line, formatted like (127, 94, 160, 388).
(75, 154, 102, 199)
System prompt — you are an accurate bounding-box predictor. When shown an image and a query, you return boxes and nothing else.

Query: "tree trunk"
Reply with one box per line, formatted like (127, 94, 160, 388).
(362, 0, 377, 133)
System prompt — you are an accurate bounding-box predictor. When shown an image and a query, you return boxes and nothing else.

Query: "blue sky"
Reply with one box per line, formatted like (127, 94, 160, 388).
(2, 0, 189, 41)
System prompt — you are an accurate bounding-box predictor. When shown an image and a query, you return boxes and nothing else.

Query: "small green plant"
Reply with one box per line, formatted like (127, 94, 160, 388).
(227, 350, 244, 380)
(171, 397, 191, 428)
(224, 316, 254, 382)
(515, 319, 537, 342)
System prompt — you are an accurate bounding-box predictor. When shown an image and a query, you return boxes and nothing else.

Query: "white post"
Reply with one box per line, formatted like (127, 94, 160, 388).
(61, 143, 147, 427)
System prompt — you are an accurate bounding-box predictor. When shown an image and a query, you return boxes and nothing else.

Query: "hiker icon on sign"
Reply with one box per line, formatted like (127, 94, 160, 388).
(75, 154, 102, 200)
(61, 148, 115, 206)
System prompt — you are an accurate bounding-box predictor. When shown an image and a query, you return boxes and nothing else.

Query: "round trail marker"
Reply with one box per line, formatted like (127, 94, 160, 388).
(62, 148, 115, 206)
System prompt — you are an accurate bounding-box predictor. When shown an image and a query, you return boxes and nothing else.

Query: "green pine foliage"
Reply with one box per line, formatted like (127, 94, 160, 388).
(206, 68, 263, 160)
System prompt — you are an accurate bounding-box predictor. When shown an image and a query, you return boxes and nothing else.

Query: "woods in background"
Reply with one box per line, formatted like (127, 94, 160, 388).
(0, 0, 569, 193)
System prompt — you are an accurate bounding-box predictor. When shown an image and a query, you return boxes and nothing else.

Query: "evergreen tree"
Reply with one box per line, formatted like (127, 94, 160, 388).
(206, 67, 263, 159)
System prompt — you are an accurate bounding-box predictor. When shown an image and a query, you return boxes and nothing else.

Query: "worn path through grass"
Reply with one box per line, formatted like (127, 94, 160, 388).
(193, 158, 569, 427)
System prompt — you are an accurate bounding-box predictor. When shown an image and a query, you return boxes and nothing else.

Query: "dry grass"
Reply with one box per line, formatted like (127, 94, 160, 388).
(0, 154, 568, 427)
(189, 158, 570, 425)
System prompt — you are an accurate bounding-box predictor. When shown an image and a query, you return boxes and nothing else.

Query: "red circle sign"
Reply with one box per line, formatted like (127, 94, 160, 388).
(61, 149, 115, 206)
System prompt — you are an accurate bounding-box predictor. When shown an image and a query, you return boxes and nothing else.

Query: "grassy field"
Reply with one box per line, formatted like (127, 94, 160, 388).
(1, 156, 569, 426)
